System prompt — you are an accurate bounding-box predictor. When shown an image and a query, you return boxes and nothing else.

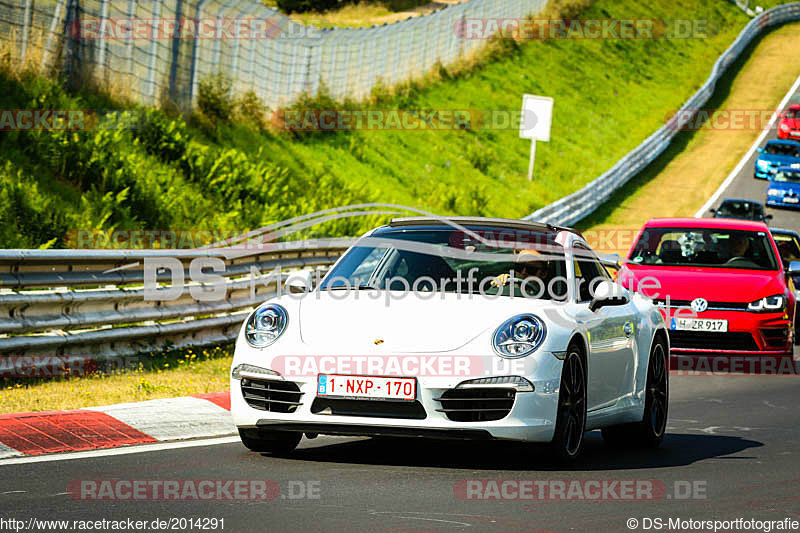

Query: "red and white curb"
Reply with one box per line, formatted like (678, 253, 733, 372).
(0, 392, 233, 459)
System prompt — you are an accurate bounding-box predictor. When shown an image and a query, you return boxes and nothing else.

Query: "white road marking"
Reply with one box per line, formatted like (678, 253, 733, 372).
(0, 436, 240, 467)
(88, 396, 234, 441)
(0, 443, 23, 459)
(695, 74, 800, 217)
(1, 490, 27, 495)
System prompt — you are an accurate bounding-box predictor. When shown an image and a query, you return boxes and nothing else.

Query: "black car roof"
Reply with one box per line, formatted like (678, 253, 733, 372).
(384, 216, 581, 236)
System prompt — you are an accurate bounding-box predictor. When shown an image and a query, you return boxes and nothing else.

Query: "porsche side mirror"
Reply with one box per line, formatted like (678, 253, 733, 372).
(789, 261, 800, 275)
(765, 214, 773, 221)
(709, 208, 717, 215)
(756, 148, 763, 153)
(286, 269, 315, 294)
(589, 280, 630, 312)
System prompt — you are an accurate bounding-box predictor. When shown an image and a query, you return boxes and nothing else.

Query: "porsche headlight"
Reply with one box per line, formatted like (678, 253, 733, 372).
(493, 314, 546, 358)
(768, 188, 782, 196)
(757, 160, 770, 170)
(245, 303, 288, 348)
(747, 294, 785, 313)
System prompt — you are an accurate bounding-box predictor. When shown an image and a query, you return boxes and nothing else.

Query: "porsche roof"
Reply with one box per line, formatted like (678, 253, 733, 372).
(387, 216, 581, 235)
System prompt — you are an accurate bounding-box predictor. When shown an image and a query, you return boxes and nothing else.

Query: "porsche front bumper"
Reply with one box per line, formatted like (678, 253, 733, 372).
(230, 363, 564, 443)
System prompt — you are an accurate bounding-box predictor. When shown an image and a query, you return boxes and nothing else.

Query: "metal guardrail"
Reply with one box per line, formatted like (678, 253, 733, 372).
(526, 3, 800, 228)
(0, 241, 349, 357)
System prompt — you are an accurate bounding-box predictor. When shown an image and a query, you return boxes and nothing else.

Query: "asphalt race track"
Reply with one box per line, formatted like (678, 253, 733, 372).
(698, 85, 800, 230)
(1, 375, 799, 532)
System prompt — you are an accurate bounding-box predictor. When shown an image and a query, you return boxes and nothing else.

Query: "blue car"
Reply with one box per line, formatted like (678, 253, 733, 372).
(766, 166, 800, 208)
(755, 140, 800, 179)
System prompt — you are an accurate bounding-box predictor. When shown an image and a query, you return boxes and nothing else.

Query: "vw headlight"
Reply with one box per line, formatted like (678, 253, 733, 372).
(747, 294, 785, 313)
(245, 303, 288, 348)
(493, 314, 546, 358)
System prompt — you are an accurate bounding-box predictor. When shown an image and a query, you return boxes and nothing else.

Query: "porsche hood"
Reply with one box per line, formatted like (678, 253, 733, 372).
(293, 291, 552, 353)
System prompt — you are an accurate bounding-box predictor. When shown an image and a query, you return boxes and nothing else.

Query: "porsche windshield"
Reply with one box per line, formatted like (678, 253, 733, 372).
(629, 227, 778, 270)
(320, 228, 569, 298)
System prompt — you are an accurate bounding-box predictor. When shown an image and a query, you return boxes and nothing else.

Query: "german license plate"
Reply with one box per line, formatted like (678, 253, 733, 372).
(317, 374, 416, 401)
(671, 318, 728, 332)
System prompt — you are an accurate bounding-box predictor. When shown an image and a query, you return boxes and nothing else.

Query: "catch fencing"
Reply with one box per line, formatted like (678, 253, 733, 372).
(0, 0, 545, 109)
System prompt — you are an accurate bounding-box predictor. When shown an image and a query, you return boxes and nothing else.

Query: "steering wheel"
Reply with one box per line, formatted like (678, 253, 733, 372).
(724, 257, 759, 268)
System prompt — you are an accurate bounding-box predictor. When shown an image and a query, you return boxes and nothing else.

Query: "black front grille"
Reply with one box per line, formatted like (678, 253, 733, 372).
(310, 398, 426, 419)
(761, 328, 790, 348)
(435, 388, 516, 422)
(668, 330, 759, 351)
(653, 299, 748, 311)
(241, 378, 303, 413)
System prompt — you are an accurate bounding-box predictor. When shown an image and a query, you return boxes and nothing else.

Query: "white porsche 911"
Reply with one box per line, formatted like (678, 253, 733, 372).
(230, 217, 669, 461)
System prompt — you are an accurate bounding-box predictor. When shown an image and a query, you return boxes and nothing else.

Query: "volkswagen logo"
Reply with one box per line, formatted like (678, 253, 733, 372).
(690, 298, 708, 313)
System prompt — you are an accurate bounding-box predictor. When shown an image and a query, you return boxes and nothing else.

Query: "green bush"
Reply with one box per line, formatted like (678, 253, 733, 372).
(197, 73, 234, 123)
(0, 163, 67, 248)
(134, 110, 188, 163)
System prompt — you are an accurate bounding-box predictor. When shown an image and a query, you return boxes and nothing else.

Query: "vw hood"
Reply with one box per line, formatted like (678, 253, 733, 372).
(622, 265, 784, 302)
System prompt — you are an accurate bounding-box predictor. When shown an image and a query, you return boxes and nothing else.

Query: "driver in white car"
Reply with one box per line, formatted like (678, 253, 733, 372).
(492, 249, 551, 289)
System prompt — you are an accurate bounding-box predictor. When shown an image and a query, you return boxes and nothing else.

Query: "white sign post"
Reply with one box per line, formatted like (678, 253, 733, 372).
(519, 94, 554, 181)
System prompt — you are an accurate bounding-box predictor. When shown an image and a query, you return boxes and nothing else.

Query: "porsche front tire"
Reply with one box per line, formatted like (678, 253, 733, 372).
(238, 428, 302, 455)
(601, 338, 669, 448)
(550, 342, 587, 462)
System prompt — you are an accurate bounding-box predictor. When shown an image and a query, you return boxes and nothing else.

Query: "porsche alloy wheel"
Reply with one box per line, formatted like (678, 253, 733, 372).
(551, 345, 587, 461)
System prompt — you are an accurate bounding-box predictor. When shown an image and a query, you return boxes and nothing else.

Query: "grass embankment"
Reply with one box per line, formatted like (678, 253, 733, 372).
(0, 0, 765, 250)
(0, 346, 232, 412)
(579, 23, 800, 255)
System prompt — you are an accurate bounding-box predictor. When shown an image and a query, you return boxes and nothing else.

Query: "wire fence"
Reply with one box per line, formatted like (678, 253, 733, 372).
(0, 0, 546, 110)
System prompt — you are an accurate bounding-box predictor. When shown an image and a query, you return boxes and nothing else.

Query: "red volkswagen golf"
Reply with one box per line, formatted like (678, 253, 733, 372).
(618, 218, 796, 356)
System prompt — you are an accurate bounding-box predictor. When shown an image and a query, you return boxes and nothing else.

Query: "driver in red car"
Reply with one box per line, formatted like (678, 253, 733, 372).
(727, 233, 751, 262)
